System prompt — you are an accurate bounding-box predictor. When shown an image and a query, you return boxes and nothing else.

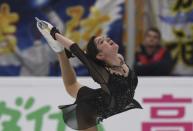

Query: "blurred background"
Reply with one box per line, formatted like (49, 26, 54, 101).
(1, 0, 192, 76)
(0, 0, 193, 131)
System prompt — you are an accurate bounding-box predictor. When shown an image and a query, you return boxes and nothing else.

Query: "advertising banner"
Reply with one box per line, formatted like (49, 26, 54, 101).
(0, 77, 193, 131)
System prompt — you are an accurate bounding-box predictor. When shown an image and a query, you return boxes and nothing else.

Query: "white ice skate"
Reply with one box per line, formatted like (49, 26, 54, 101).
(36, 17, 64, 53)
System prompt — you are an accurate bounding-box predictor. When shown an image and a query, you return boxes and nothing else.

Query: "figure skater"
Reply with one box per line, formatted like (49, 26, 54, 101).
(36, 18, 142, 131)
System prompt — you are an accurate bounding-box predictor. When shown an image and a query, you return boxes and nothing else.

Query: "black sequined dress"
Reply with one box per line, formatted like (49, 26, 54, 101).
(58, 44, 142, 130)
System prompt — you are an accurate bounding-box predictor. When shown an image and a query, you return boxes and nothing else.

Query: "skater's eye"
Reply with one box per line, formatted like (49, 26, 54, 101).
(98, 38, 105, 45)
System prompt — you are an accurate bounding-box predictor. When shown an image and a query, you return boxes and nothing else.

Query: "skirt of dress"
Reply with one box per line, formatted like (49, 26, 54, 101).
(58, 86, 142, 130)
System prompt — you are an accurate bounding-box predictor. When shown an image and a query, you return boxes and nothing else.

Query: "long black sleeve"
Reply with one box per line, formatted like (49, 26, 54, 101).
(69, 43, 110, 94)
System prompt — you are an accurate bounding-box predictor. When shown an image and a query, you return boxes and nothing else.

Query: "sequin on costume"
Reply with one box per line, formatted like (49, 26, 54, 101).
(58, 44, 142, 130)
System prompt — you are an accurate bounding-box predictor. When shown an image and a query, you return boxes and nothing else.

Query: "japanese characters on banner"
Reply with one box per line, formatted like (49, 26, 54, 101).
(0, 77, 193, 131)
(142, 0, 193, 75)
(143, 95, 192, 130)
(0, 0, 125, 76)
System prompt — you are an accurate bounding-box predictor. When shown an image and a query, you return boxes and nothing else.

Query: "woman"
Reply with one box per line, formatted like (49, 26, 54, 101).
(36, 19, 142, 131)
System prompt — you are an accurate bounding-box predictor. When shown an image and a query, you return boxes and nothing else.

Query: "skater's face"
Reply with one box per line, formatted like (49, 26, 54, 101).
(94, 36, 119, 61)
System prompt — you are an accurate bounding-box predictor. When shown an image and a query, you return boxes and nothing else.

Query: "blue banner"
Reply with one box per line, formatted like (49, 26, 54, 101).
(0, 0, 125, 76)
